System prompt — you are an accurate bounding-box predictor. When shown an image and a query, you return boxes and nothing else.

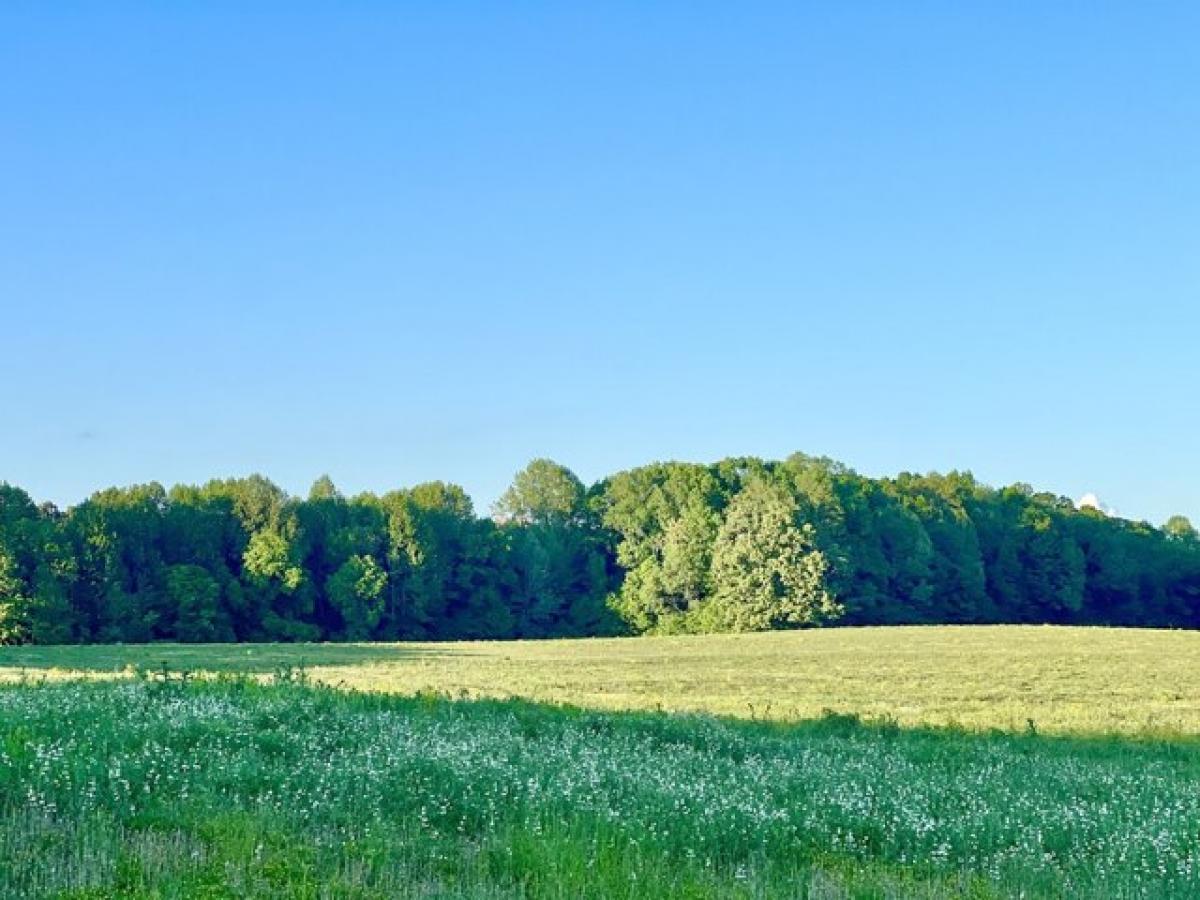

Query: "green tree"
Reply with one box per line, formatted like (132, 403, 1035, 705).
(309, 475, 342, 502)
(203, 474, 288, 533)
(494, 460, 586, 525)
(659, 504, 718, 612)
(599, 462, 727, 631)
(1166, 515, 1198, 543)
(166, 564, 230, 642)
(378, 482, 480, 637)
(888, 473, 989, 622)
(0, 545, 30, 644)
(242, 525, 314, 641)
(706, 479, 839, 632)
(327, 554, 388, 639)
(1, 452, 1197, 643)
(243, 530, 304, 591)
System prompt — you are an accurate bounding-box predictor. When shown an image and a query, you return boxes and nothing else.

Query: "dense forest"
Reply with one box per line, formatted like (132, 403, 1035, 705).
(1, 455, 1198, 644)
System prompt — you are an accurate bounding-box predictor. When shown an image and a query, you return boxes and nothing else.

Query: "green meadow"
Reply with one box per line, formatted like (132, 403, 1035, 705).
(2, 626, 1199, 898)
(3, 625, 1199, 735)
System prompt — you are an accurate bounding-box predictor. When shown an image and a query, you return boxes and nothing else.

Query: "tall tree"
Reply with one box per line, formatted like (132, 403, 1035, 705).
(1, 452, 1197, 642)
(326, 554, 388, 639)
(0, 545, 29, 644)
(1166, 515, 1198, 543)
(494, 459, 587, 526)
(166, 564, 232, 642)
(706, 479, 839, 632)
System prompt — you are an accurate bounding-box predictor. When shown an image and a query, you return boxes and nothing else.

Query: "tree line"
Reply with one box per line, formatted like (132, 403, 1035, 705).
(1, 454, 1198, 644)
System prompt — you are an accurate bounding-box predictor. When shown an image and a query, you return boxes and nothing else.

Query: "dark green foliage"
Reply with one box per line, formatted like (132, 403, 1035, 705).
(166, 564, 232, 642)
(0, 452, 1197, 643)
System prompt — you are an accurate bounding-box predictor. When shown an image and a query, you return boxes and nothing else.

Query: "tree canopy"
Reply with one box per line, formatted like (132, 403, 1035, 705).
(0, 455, 1196, 644)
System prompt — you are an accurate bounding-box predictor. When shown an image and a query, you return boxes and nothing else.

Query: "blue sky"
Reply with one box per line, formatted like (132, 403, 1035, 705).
(2, 4, 1197, 524)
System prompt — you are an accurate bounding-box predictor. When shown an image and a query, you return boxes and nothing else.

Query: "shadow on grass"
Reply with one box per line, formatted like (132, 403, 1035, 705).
(449, 691, 1200, 761)
(0, 641, 464, 674)
(1, 665, 1198, 762)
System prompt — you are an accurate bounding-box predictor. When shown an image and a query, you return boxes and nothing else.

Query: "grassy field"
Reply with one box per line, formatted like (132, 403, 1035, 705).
(3, 626, 1200, 898)
(3, 676, 1200, 898)
(2, 625, 1199, 735)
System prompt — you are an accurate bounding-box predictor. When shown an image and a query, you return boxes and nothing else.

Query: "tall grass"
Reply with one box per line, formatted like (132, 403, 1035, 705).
(2, 673, 1198, 898)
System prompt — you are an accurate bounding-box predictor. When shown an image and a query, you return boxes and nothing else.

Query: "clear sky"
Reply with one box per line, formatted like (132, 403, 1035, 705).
(2, 4, 1196, 525)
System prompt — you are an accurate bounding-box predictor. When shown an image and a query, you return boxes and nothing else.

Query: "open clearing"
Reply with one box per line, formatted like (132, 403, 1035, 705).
(3, 627, 1200, 898)
(3, 625, 1199, 735)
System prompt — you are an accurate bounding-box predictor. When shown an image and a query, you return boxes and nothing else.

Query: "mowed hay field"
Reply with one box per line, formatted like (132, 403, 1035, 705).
(2, 627, 1200, 899)
(3, 625, 1200, 735)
